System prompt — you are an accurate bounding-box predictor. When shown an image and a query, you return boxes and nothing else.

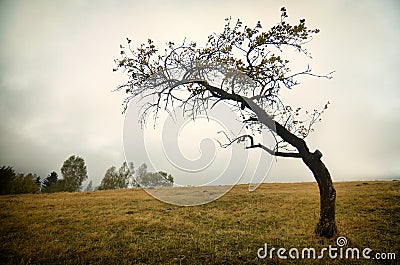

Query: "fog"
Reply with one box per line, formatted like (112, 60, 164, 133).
(0, 0, 399, 187)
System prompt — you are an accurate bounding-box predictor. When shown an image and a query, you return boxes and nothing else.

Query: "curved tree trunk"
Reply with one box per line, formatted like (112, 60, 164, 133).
(302, 150, 337, 238)
(244, 97, 338, 238)
(202, 87, 338, 238)
(269, 121, 338, 238)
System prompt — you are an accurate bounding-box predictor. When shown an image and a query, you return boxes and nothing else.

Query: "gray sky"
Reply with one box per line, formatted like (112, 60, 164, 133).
(0, 0, 399, 187)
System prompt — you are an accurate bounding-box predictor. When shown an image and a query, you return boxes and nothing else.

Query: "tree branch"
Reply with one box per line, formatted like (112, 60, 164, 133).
(197, 81, 310, 156)
(217, 132, 301, 158)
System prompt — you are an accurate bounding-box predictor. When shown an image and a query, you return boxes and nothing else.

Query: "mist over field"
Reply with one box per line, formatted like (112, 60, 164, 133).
(0, 0, 399, 187)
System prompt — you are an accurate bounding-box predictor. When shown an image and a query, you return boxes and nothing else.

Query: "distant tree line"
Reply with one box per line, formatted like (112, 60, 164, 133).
(135, 163, 174, 188)
(0, 166, 39, 195)
(0, 155, 88, 195)
(97, 162, 174, 190)
(98, 162, 134, 190)
(0, 156, 174, 195)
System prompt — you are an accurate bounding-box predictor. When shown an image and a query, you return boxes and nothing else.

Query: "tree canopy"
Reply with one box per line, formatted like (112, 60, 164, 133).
(115, 8, 331, 146)
(42, 171, 58, 192)
(60, 155, 88, 192)
(98, 162, 135, 190)
(135, 163, 174, 188)
(0, 166, 40, 195)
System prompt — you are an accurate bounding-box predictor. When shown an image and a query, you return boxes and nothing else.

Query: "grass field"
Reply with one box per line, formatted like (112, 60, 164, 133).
(0, 181, 399, 264)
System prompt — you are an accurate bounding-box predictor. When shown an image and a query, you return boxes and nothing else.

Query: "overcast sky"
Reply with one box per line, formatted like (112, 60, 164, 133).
(0, 0, 399, 187)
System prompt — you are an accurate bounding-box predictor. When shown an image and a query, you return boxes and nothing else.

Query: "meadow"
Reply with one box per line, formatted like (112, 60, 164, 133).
(0, 181, 399, 264)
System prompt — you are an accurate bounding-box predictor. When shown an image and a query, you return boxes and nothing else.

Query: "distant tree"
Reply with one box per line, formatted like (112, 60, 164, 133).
(51, 179, 67, 193)
(0, 166, 16, 195)
(0, 166, 40, 194)
(42, 171, 59, 193)
(35, 176, 42, 192)
(85, 180, 93, 192)
(60, 155, 88, 192)
(140, 172, 174, 187)
(135, 163, 148, 185)
(158, 171, 174, 186)
(98, 162, 135, 190)
(11, 173, 40, 194)
(129, 162, 140, 188)
(118, 162, 135, 188)
(98, 166, 118, 190)
(135, 163, 174, 187)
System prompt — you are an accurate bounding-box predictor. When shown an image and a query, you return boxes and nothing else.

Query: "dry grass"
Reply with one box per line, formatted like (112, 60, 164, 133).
(0, 181, 399, 264)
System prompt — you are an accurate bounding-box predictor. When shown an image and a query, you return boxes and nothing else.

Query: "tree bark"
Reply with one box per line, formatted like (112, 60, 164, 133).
(302, 150, 337, 238)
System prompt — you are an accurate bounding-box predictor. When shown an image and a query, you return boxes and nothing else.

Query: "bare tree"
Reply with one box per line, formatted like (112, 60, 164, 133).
(114, 8, 337, 238)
